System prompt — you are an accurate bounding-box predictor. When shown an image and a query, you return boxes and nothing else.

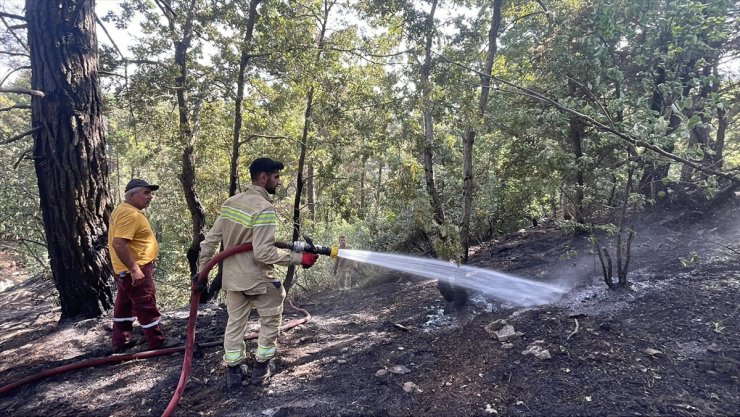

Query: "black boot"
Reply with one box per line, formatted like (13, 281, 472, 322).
(226, 365, 245, 389)
(251, 358, 276, 386)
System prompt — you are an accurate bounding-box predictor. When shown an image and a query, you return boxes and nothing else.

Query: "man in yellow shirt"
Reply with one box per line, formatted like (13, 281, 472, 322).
(109, 179, 169, 353)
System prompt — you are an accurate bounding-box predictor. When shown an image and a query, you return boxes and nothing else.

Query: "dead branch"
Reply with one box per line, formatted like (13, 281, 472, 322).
(2, 126, 40, 145)
(567, 318, 580, 340)
(1, 65, 31, 87)
(99, 70, 125, 78)
(594, 241, 613, 288)
(13, 147, 32, 169)
(0, 50, 29, 58)
(0, 104, 31, 112)
(0, 14, 29, 52)
(0, 87, 44, 97)
(95, 14, 126, 60)
(0, 11, 25, 21)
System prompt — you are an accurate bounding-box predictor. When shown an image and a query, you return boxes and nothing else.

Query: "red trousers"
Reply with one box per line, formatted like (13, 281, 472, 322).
(111, 263, 164, 349)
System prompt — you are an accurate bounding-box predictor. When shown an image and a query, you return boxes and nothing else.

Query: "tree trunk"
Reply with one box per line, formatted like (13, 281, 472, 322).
(420, 0, 444, 226)
(26, 0, 114, 320)
(229, 0, 262, 197)
(712, 64, 726, 170)
(461, 0, 502, 262)
(166, 0, 206, 275)
(208, 0, 263, 302)
(284, 0, 333, 292)
(307, 163, 316, 222)
(638, 65, 679, 206)
(568, 115, 586, 225)
(284, 88, 313, 292)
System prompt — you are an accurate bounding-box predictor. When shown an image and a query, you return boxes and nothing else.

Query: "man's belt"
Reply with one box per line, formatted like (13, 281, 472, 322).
(117, 262, 153, 278)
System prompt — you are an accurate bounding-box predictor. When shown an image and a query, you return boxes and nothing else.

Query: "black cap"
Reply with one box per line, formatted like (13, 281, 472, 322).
(249, 157, 285, 178)
(125, 179, 160, 192)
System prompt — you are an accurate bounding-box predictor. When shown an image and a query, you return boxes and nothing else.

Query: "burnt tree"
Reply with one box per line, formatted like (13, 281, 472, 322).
(26, 0, 114, 319)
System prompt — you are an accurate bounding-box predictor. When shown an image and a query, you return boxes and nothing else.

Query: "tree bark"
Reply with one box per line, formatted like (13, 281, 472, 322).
(229, 0, 262, 197)
(461, 0, 502, 262)
(420, 0, 444, 226)
(26, 0, 114, 320)
(162, 0, 207, 275)
(568, 114, 586, 224)
(284, 0, 334, 292)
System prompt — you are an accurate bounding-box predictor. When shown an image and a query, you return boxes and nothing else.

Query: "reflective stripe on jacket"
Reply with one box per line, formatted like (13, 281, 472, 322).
(198, 185, 303, 292)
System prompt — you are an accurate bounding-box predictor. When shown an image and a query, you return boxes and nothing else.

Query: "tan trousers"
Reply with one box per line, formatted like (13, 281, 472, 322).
(337, 269, 352, 290)
(223, 282, 285, 366)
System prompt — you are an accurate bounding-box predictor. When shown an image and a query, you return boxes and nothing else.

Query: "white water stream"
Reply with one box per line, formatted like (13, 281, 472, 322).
(337, 249, 568, 306)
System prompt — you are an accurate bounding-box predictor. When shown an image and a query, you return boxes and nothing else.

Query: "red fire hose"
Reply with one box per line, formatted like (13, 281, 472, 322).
(0, 242, 312, 417)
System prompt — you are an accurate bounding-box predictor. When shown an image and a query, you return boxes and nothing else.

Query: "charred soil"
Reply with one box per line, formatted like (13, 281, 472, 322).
(0, 206, 738, 417)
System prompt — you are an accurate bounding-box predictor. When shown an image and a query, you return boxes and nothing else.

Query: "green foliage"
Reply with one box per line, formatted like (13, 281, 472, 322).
(679, 251, 701, 268)
(1, 0, 737, 307)
(0, 77, 47, 272)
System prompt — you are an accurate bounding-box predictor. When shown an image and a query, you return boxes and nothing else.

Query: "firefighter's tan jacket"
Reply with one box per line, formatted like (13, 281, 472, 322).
(198, 185, 303, 292)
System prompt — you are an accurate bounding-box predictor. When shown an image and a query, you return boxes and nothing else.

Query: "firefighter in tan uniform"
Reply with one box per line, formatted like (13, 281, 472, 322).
(334, 235, 358, 290)
(198, 157, 319, 389)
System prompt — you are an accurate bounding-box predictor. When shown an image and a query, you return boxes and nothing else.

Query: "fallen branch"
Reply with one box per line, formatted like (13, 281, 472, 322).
(567, 318, 580, 340)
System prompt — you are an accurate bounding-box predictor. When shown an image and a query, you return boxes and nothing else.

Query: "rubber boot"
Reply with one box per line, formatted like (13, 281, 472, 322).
(251, 358, 276, 386)
(226, 365, 246, 390)
(142, 325, 165, 349)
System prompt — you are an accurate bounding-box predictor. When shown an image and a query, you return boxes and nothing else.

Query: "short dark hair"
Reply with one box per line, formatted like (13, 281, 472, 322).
(249, 157, 285, 180)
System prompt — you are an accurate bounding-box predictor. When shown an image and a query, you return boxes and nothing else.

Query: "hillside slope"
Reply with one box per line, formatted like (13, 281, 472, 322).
(0, 205, 738, 416)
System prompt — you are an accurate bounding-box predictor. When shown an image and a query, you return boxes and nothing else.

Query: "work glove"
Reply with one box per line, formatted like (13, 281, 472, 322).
(301, 253, 319, 269)
(191, 272, 206, 292)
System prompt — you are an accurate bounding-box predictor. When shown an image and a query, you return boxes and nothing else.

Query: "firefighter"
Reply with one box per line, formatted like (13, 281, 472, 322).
(334, 235, 358, 290)
(198, 157, 319, 389)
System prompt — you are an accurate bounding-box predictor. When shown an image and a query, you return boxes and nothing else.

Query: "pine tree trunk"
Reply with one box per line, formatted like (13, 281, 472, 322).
(26, 0, 114, 320)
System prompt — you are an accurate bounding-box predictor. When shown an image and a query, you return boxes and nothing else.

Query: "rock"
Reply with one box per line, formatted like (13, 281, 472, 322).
(402, 381, 422, 393)
(501, 343, 514, 349)
(484, 404, 498, 414)
(707, 344, 721, 353)
(375, 369, 388, 377)
(521, 342, 552, 360)
(388, 365, 412, 375)
(644, 348, 662, 356)
(494, 325, 518, 342)
(484, 319, 508, 334)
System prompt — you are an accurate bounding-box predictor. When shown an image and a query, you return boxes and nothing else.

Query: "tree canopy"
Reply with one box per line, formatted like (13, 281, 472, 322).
(0, 0, 737, 313)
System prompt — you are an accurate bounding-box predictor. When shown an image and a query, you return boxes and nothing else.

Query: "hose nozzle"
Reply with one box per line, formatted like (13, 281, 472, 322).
(278, 235, 338, 257)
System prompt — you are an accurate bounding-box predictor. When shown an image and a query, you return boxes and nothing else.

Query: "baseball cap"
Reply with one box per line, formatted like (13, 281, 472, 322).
(125, 179, 160, 192)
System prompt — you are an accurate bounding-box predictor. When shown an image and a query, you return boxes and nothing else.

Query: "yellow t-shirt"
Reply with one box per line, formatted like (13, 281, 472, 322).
(108, 202, 159, 274)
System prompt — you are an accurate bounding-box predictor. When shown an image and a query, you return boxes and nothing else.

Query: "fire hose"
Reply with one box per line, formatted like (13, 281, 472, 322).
(0, 238, 337, 417)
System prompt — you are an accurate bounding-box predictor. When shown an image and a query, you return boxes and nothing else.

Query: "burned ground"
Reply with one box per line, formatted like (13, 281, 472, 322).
(0, 205, 738, 417)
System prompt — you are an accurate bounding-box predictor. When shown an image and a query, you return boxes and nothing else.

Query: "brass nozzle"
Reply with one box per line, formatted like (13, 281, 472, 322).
(330, 246, 339, 258)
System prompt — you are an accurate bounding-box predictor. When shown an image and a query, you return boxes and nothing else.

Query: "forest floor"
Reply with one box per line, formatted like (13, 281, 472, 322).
(0, 202, 738, 417)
